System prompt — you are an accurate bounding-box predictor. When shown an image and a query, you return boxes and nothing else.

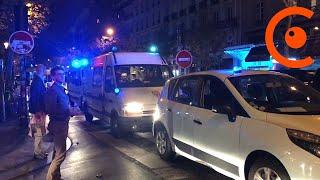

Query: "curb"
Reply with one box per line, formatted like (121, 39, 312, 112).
(0, 137, 72, 180)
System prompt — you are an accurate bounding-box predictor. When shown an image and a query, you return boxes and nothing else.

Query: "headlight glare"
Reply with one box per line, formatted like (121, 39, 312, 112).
(124, 102, 143, 114)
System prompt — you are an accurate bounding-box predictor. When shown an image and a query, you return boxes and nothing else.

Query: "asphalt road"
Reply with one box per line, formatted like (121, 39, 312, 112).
(16, 116, 231, 180)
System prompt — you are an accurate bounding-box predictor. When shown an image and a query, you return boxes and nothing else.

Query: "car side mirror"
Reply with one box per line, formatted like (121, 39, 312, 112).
(222, 105, 236, 123)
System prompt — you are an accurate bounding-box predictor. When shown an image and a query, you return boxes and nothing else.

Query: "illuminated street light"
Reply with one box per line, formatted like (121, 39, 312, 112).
(26, 2, 32, 7)
(106, 28, 115, 36)
(3, 42, 9, 49)
(314, 26, 319, 31)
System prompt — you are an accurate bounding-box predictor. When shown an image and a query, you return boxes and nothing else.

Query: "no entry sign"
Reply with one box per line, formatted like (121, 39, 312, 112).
(176, 50, 192, 68)
(9, 31, 34, 55)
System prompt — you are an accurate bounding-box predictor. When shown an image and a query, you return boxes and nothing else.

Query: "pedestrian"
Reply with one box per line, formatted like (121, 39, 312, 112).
(45, 66, 80, 180)
(29, 64, 47, 159)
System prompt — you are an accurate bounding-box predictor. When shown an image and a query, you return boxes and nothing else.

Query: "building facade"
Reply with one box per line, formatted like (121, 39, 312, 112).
(113, 0, 320, 70)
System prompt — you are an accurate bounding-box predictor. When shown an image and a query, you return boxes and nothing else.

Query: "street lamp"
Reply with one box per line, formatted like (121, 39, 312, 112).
(106, 28, 115, 36)
(26, 2, 32, 7)
(314, 26, 319, 31)
(3, 42, 9, 50)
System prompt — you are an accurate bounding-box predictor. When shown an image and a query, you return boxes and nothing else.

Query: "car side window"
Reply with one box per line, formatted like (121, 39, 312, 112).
(202, 76, 248, 117)
(172, 76, 202, 107)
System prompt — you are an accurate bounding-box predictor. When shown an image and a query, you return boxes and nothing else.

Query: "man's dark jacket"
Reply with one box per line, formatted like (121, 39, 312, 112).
(29, 74, 46, 114)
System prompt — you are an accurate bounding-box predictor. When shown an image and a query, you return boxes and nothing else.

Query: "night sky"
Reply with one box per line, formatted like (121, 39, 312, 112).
(34, 0, 113, 63)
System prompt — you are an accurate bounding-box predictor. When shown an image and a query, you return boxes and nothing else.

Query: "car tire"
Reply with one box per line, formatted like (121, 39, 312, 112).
(110, 114, 123, 138)
(248, 156, 290, 180)
(155, 126, 175, 161)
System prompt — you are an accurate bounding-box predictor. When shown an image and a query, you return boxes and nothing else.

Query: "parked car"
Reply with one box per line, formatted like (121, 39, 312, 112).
(153, 70, 320, 180)
(80, 52, 173, 137)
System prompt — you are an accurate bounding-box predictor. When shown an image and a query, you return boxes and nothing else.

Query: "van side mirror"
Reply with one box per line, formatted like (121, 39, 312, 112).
(222, 105, 236, 123)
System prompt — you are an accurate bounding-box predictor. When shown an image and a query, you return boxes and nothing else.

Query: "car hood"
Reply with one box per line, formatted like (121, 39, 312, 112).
(119, 87, 162, 110)
(267, 113, 320, 136)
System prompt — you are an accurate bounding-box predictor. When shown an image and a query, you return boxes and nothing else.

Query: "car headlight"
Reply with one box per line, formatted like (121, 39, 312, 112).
(287, 129, 320, 158)
(153, 105, 161, 121)
(124, 102, 143, 114)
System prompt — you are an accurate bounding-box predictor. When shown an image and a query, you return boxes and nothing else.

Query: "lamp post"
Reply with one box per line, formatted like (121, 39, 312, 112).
(0, 42, 9, 122)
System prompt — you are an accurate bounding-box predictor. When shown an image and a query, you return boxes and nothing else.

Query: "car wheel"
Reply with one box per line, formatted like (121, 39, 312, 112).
(155, 126, 175, 161)
(110, 114, 123, 138)
(248, 157, 290, 180)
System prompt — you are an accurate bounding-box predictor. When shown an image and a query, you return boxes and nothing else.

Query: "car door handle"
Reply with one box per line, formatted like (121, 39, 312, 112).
(193, 119, 202, 125)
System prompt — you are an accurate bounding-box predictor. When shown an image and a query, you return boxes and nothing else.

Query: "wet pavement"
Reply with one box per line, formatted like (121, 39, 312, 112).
(16, 116, 231, 180)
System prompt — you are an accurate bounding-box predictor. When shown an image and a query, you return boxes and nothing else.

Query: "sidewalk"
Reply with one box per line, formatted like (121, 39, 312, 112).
(0, 118, 54, 179)
(0, 136, 54, 179)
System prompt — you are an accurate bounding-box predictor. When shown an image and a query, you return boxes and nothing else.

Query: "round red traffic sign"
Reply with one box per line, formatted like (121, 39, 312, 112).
(9, 31, 34, 54)
(176, 50, 192, 68)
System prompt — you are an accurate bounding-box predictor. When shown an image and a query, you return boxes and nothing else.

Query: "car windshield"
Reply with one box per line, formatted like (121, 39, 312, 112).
(115, 65, 173, 88)
(229, 74, 320, 115)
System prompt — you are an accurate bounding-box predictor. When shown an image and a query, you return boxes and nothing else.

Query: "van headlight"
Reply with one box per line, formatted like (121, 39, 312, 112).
(124, 102, 143, 114)
(153, 105, 161, 121)
(287, 129, 320, 158)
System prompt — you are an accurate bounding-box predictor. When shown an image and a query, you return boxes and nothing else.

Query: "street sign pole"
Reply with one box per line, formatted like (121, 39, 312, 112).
(0, 59, 5, 122)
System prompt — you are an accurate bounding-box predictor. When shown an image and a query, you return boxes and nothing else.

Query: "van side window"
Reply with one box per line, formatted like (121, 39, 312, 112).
(201, 76, 249, 117)
(105, 66, 114, 92)
(93, 67, 103, 87)
(172, 77, 202, 107)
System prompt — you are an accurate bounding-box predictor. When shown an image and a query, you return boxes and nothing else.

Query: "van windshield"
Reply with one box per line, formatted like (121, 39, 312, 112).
(229, 74, 320, 115)
(115, 65, 173, 88)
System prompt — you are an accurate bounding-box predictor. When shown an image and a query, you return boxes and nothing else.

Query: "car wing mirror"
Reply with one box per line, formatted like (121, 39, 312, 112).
(222, 105, 236, 123)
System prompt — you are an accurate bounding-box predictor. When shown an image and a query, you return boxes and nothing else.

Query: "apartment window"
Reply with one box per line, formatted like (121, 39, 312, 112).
(213, 11, 219, 24)
(146, 17, 149, 28)
(164, 15, 170, 23)
(171, 12, 178, 20)
(157, 11, 161, 24)
(153, 14, 155, 26)
(210, 0, 219, 5)
(311, 0, 318, 7)
(256, 0, 264, 22)
(199, 0, 208, 9)
(226, 7, 233, 21)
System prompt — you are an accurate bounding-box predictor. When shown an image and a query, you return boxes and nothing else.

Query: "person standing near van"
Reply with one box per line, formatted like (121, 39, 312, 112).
(45, 66, 80, 180)
(29, 64, 47, 159)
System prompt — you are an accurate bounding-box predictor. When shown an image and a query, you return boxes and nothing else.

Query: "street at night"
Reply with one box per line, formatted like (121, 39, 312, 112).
(16, 116, 230, 180)
(1, 0, 320, 180)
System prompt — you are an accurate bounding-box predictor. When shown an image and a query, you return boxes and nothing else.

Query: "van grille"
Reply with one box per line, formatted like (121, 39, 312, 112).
(143, 110, 155, 115)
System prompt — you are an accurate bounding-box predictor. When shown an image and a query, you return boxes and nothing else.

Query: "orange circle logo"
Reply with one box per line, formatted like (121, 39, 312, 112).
(265, 7, 314, 68)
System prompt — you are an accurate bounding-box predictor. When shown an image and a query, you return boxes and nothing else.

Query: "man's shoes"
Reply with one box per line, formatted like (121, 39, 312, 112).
(34, 153, 47, 160)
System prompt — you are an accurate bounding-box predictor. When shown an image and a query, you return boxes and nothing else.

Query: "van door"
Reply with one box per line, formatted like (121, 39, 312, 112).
(103, 66, 116, 117)
(192, 76, 246, 175)
(87, 66, 104, 119)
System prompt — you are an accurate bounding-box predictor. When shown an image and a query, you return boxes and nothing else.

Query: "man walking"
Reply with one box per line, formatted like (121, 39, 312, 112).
(29, 64, 47, 159)
(45, 66, 79, 180)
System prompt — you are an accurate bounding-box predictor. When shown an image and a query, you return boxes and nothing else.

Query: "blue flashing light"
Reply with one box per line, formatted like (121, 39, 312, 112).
(149, 45, 158, 53)
(80, 58, 89, 67)
(111, 46, 118, 52)
(71, 59, 81, 69)
(233, 66, 242, 72)
(114, 88, 120, 94)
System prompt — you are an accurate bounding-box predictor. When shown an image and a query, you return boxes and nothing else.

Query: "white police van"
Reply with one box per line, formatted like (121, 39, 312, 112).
(82, 52, 173, 137)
